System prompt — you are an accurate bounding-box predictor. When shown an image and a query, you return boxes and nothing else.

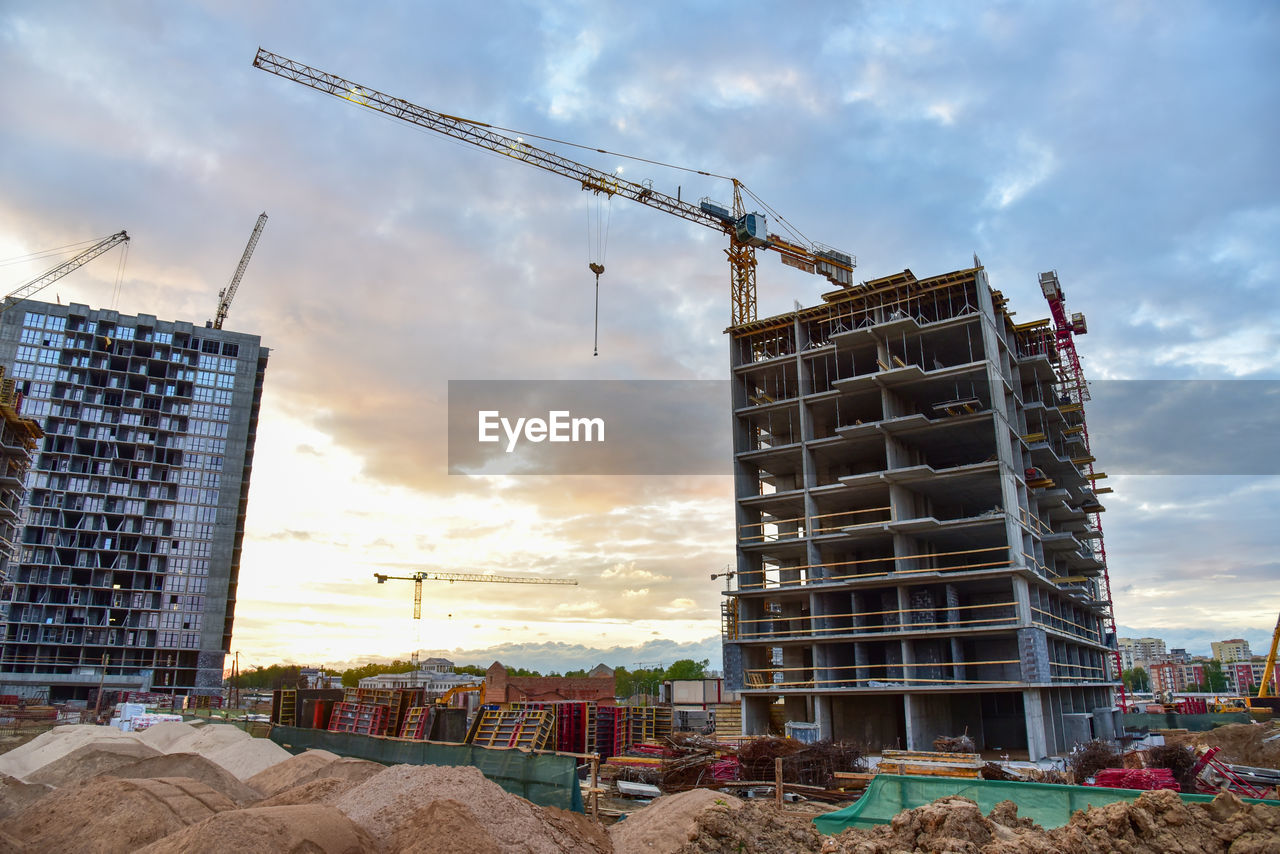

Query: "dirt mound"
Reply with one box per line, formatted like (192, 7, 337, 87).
(0, 724, 134, 779)
(610, 789, 743, 854)
(24, 739, 161, 787)
(823, 790, 1280, 854)
(135, 803, 376, 853)
(833, 795, 996, 853)
(256, 776, 360, 807)
(336, 763, 603, 853)
(0, 773, 51, 820)
(110, 752, 263, 804)
(1179, 722, 1280, 768)
(677, 800, 824, 854)
(246, 749, 340, 796)
(0, 775, 235, 852)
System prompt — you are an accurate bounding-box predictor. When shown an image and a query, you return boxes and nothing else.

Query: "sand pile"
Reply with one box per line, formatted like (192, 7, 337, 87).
(246, 749, 340, 796)
(335, 763, 610, 853)
(135, 720, 208, 752)
(1, 722, 292, 786)
(110, 752, 264, 804)
(0, 773, 51, 820)
(256, 776, 360, 807)
(244, 749, 380, 797)
(24, 739, 160, 787)
(0, 775, 235, 852)
(610, 789, 743, 854)
(135, 803, 376, 854)
(0, 724, 134, 779)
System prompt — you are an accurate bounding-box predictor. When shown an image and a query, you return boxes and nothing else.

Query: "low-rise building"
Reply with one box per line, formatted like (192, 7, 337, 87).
(484, 661, 615, 705)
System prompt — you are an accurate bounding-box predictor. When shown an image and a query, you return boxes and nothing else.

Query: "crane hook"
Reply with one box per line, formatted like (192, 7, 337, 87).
(589, 263, 604, 357)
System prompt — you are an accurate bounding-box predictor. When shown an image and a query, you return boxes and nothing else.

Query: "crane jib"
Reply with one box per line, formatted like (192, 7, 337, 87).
(252, 48, 857, 324)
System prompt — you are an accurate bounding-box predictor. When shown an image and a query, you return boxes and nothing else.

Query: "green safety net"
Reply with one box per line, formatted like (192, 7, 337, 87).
(270, 725, 584, 812)
(813, 774, 1280, 835)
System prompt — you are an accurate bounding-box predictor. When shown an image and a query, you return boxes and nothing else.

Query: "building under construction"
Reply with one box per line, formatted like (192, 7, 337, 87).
(0, 301, 268, 699)
(720, 264, 1117, 759)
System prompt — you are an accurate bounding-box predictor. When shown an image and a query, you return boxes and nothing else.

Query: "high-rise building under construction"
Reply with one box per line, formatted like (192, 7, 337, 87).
(0, 301, 267, 699)
(721, 265, 1116, 759)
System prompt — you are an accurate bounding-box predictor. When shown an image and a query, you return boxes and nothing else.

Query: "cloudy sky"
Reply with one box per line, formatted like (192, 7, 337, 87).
(1, 2, 1276, 672)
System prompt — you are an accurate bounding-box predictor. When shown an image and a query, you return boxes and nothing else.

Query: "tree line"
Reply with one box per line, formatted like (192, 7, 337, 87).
(227, 658, 710, 693)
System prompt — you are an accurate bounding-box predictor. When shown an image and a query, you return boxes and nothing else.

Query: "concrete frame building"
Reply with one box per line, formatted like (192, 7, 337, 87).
(0, 301, 267, 699)
(721, 265, 1116, 759)
(0, 368, 43, 617)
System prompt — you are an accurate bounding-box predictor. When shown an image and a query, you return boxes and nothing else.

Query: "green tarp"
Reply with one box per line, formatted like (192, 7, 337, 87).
(813, 774, 1279, 835)
(269, 725, 584, 812)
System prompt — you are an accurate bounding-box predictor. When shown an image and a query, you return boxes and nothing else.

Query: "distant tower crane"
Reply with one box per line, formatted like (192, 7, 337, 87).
(252, 49, 856, 327)
(210, 212, 268, 329)
(1, 230, 130, 315)
(373, 570, 577, 620)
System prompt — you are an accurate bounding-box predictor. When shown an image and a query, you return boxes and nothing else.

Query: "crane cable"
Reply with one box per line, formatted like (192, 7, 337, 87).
(587, 188, 612, 357)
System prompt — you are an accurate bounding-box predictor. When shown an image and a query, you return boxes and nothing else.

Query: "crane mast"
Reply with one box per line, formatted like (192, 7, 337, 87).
(1, 230, 130, 314)
(212, 212, 268, 330)
(374, 570, 577, 620)
(252, 48, 855, 325)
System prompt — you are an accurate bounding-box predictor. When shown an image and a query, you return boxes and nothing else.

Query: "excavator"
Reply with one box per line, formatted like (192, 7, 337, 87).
(436, 683, 485, 708)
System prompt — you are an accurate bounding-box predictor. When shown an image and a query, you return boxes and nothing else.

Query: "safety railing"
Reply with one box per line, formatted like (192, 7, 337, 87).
(743, 659, 1023, 689)
(734, 600, 1019, 640)
(737, 545, 1013, 591)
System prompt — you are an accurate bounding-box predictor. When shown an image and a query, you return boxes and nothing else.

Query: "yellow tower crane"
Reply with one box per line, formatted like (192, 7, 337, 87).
(210, 212, 267, 329)
(252, 49, 855, 327)
(1, 230, 130, 315)
(373, 570, 577, 620)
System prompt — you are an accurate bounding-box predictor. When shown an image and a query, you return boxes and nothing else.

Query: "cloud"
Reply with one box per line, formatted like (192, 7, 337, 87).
(1, 2, 1275, 667)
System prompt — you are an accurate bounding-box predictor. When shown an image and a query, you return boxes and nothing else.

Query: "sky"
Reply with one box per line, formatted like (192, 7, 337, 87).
(0, 1, 1276, 673)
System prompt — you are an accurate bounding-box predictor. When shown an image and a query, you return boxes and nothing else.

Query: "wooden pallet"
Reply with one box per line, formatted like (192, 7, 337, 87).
(712, 703, 741, 739)
(466, 708, 555, 750)
(878, 749, 983, 778)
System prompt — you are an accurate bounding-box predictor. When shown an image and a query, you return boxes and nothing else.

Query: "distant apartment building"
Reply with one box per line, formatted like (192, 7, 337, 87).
(1118, 637, 1167, 672)
(0, 301, 268, 700)
(1150, 661, 1205, 693)
(1212, 639, 1252, 664)
(1225, 662, 1256, 695)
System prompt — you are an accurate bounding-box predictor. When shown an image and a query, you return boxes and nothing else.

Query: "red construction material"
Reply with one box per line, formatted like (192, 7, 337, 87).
(327, 702, 388, 735)
(1092, 768, 1179, 791)
(711, 757, 740, 781)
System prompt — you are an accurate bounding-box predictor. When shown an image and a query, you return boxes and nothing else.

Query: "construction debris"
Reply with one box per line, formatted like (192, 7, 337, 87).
(932, 733, 977, 753)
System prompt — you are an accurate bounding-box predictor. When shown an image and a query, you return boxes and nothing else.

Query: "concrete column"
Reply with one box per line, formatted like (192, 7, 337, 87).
(1012, 575, 1033, 625)
(815, 694, 833, 740)
(1023, 688, 1049, 760)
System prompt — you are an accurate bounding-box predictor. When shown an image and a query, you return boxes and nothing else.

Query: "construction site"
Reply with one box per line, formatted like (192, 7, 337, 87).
(0, 31, 1276, 854)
